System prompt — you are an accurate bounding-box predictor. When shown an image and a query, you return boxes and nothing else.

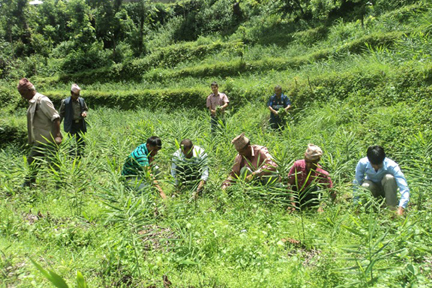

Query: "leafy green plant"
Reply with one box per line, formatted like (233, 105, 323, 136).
(30, 257, 88, 288)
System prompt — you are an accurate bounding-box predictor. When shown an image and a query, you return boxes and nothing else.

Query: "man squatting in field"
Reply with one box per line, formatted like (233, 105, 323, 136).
(59, 84, 88, 158)
(206, 81, 229, 134)
(17, 78, 62, 187)
(353, 145, 409, 216)
(287, 144, 335, 213)
(267, 85, 292, 131)
(222, 133, 278, 190)
(171, 139, 209, 199)
(121, 136, 167, 199)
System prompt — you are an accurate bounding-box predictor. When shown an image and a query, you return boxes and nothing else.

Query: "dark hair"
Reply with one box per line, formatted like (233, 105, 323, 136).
(211, 81, 218, 87)
(274, 85, 282, 90)
(147, 136, 162, 149)
(367, 145, 385, 165)
(180, 139, 193, 150)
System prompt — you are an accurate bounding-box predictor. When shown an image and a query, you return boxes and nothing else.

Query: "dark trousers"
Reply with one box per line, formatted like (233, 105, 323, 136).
(270, 117, 286, 131)
(26, 142, 59, 184)
(175, 166, 201, 189)
(293, 186, 320, 208)
(69, 121, 86, 157)
(211, 116, 226, 134)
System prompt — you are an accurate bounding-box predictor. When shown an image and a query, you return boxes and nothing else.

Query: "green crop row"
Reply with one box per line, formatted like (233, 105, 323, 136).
(57, 41, 244, 84)
(5, 59, 431, 115)
(55, 31, 404, 85)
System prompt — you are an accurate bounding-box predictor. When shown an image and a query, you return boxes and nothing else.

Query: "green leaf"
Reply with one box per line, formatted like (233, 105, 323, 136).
(29, 258, 69, 288)
(76, 271, 88, 288)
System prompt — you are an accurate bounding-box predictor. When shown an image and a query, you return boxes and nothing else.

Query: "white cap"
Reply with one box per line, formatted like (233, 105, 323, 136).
(71, 83, 81, 93)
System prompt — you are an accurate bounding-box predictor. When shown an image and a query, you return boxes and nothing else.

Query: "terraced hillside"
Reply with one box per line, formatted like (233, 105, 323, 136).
(1, 1, 432, 287)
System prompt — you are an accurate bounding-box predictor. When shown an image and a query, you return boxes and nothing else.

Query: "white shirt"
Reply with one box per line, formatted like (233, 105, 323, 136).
(171, 146, 209, 184)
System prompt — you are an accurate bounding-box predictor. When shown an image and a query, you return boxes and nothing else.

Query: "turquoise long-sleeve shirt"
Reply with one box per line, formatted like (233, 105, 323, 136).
(353, 157, 410, 208)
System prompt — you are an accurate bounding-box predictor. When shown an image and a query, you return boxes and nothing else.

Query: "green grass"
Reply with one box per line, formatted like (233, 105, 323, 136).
(2, 2, 432, 287)
(1, 99, 432, 286)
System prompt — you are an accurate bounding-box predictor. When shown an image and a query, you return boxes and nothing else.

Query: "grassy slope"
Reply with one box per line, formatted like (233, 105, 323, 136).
(1, 2, 432, 287)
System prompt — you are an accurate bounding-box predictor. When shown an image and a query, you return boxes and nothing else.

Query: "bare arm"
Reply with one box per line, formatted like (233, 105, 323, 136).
(268, 106, 278, 115)
(52, 118, 62, 144)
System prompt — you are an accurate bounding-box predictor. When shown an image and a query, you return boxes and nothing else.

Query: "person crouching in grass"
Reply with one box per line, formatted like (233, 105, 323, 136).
(121, 136, 166, 199)
(171, 139, 209, 199)
(353, 145, 409, 216)
(287, 144, 335, 213)
(222, 133, 278, 190)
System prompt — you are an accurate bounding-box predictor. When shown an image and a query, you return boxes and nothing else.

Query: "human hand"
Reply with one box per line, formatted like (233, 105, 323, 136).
(245, 174, 254, 182)
(397, 206, 404, 216)
(287, 205, 296, 213)
(81, 111, 87, 118)
(192, 191, 199, 200)
(55, 134, 62, 145)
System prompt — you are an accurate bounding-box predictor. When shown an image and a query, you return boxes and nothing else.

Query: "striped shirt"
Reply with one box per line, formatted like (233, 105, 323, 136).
(122, 144, 151, 176)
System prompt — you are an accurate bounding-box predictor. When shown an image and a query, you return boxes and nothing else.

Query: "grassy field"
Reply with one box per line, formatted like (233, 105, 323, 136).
(1, 100, 432, 287)
(1, 1, 432, 287)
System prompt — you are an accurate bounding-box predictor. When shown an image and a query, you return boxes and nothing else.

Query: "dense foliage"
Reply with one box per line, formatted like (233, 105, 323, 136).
(1, 0, 432, 287)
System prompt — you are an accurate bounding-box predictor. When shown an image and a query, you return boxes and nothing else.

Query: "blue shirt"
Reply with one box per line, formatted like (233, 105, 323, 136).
(267, 94, 291, 120)
(353, 157, 410, 208)
(122, 144, 150, 176)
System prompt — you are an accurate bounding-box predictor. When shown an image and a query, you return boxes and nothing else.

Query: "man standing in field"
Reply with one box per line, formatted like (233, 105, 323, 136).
(267, 85, 291, 131)
(122, 136, 167, 199)
(353, 145, 409, 216)
(222, 133, 277, 189)
(17, 78, 62, 187)
(287, 144, 334, 213)
(171, 139, 209, 198)
(206, 81, 229, 134)
(59, 84, 88, 158)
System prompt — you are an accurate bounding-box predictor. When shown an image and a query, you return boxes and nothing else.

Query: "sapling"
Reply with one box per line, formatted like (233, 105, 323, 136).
(278, 108, 287, 118)
(215, 106, 223, 117)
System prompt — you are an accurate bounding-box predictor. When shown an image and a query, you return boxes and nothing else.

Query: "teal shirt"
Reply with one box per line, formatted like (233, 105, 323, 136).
(122, 144, 150, 176)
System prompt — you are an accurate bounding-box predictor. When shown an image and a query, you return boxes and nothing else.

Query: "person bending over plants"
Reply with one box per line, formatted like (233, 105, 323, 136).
(353, 145, 409, 216)
(171, 139, 209, 199)
(121, 136, 167, 199)
(287, 144, 335, 213)
(206, 81, 229, 134)
(267, 85, 292, 131)
(222, 133, 278, 190)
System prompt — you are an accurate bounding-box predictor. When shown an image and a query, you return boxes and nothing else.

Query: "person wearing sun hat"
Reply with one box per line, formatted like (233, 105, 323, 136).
(17, 78, 62, 187)
(59, 83, 89, 157)
(287, 144, 335, 213)
(222, 133, 278, 189)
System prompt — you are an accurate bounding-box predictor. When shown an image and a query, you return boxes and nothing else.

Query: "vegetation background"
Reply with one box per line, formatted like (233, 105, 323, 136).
(1, 0, 432, 286)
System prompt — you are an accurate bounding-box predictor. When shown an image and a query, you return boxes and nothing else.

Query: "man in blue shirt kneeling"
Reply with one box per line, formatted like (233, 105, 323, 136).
(353, 145, 409, 215)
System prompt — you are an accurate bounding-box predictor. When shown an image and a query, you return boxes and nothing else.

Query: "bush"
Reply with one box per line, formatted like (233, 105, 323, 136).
(60, 42, 112, 74)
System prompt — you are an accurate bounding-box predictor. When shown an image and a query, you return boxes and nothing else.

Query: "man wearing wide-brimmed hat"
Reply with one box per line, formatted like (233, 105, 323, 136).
(59, 83, 89, 157)
(287, 144, 334, 213)
(222, 133, 277, 189)
(17, 78, 62, 187)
